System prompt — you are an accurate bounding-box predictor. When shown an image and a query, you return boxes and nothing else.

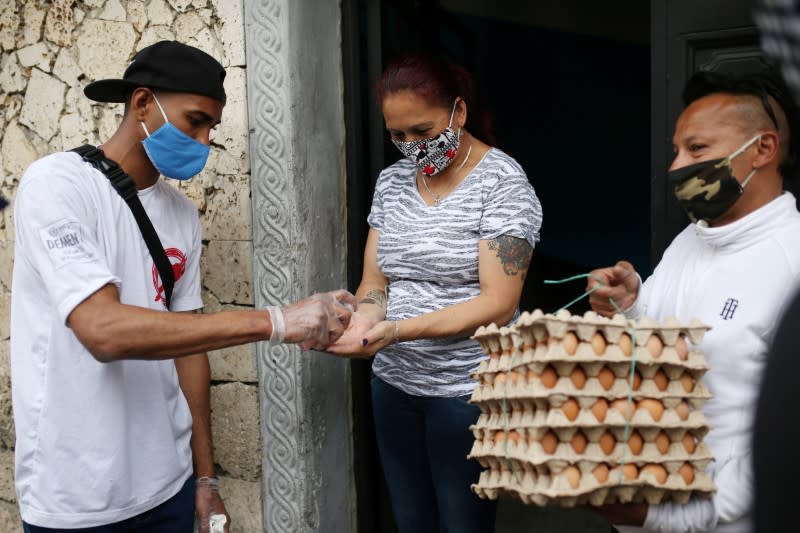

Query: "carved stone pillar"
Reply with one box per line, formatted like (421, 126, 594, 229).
(243, 1, 354, 531)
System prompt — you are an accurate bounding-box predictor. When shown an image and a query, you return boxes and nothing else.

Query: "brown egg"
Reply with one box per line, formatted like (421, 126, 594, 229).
(508, 370, 522, 385)
(599, 431, 616, 455)
(507, 430, 521, 444)
(620, 463, 638, 480)
(679, 462, 695, 485)
(494, 373, 507, 386)
(562, 332, 579, 355)
(540, 431, 558, 454)
(618, 332, 633, 356)
(591, 398, 609, 422)
(571, 431, 588, 453)
(679, 372, 695, 392)
(591, 332, 607, 355)
(562, 398, 580, 421)
(675, 401, 691, 421)
(627, 431, 643, 455)
(494, 431, 506, 445)
(526, 368, 539, 383)
(593, 463, 610, 483)
(653, 369, 669, 391)
(564, 466, 581, 489)
(598, 367, 616, 390)
(682, 432, 697, 454)
(646, 334, 664, 358)
(611, 398, 635, 421)
(540, 366, 558, 388)
(625, 369, 642, 390)
(570, 367, 587, 389)
(641, 463, 668, 485)
(655, 431, 670, 454)
(638, 398, 665, 421)
(675, 335, 689, 361)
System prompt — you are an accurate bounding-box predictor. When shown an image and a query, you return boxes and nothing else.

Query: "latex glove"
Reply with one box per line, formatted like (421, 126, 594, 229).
(280, 289, 356, 350)
(586, 260, 639, 317)
(325, 311, 380, 357)
(196, 477, 231, 533)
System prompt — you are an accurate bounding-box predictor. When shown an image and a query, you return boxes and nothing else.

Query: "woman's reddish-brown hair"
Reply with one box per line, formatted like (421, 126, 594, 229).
(375, 53, 496, 146)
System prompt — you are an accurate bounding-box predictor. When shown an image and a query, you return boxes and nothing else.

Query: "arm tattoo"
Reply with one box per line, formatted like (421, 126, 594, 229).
(487, 235, 533, 280)
(359, 288, 387, 307)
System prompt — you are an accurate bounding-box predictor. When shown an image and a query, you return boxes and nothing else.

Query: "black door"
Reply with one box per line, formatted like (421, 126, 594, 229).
(650, 0, 772, 263)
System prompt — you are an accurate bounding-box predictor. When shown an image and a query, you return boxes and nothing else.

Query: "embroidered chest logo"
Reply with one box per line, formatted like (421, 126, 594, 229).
(720, 298, 739, 320)
(152, 248, 187, 306)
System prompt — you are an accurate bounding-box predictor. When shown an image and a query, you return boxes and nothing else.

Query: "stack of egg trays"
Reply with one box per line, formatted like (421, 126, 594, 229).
(467, 309, 716, 507)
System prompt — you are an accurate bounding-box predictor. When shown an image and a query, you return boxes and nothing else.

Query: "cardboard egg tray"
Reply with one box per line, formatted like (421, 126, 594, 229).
(467, 309, 716, 506)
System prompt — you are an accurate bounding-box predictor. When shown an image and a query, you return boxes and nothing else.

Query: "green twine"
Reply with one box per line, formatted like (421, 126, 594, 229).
(535, 273, 640, 486)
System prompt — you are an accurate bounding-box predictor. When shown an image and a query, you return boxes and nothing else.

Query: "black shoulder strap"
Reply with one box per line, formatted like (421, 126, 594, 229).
(71, 144, 174, 309)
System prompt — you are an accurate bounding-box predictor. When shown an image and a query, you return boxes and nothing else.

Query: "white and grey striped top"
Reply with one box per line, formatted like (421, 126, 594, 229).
(369, 147, 543, 397)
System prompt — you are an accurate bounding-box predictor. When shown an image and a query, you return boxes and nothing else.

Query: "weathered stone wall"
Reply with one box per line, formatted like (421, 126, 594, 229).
(0, 1, 260, 531)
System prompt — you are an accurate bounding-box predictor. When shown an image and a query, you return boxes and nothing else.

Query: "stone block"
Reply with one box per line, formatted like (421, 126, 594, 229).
(0, 242, 10, 293)
(211, 0, 245, 67)
(175, 11, 206, 44)
(0, 339, 9, 378)
(0, 5, 19, 51)
(17, 42, 51, 70)
(0, 53, 26, 94)
(76, 19, 136, 82)
(45, 0, 77, 47)
(188, 27, 224, 68)
(19, 69, 66, 141)
(167, 0, 195, 13)
(201, 174, 251, 242)
(210, 382, 261, 480)
(0, 374, 13, 450)
(202, 240, 253, 305)
(148, 0, 175, 26)
(218, 476, 262, 533)
(99, 0, 126, 22)
(59, 112, 86, 152)
(127, 0, 148, 32)
(0, 501, 22, 533)
(1, 121, 40, 182)
(209, 342, 257, 384)
(214, 67, 249, 164)
(53, 47, 81, 87)
(98, 106, 123, 142)
(22, 3, 46, 45)
(0, 292, 8, 340)
(137, 25, 176, 51)
(0, 448, 13, 503)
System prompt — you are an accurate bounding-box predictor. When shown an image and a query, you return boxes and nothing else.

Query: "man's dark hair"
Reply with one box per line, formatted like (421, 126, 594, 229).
(682, 68, 800, 179)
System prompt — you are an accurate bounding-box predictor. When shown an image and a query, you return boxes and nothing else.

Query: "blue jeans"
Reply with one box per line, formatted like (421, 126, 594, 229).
(23, 476, 195, 533)
(371, 374, 496, 533)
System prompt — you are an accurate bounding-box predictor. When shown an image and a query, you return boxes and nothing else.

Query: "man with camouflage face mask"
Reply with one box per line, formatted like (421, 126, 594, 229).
(583, 69, 800, 533)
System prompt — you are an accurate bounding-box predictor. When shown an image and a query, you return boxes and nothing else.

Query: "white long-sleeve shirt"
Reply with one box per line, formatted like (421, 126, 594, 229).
(617, 192, 800, 533)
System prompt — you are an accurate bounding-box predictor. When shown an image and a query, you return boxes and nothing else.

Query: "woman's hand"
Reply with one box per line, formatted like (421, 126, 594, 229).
(327, 318, 399, 358)
(325, 312, 381, 357)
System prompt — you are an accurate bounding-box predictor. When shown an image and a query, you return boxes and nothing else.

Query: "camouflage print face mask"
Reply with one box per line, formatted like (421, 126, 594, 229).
(669, 134, 761, 223)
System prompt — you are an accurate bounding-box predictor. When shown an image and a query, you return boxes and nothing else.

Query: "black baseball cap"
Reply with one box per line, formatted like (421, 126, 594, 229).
(84, 40, 226, 104)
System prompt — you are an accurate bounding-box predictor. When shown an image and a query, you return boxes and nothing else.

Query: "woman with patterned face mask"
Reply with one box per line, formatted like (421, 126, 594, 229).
(327, 53, 543, 532)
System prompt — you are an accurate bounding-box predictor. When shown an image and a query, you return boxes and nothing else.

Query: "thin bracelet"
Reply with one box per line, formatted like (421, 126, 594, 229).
(393, 321, 400, 344)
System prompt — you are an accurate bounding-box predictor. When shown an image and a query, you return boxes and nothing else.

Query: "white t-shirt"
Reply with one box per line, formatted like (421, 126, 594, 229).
(10, 151, 203, 528)
(617, 192, 800, 533)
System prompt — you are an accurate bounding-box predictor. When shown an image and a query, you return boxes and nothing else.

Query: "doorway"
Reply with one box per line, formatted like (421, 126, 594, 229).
(342, 1, 650, 531)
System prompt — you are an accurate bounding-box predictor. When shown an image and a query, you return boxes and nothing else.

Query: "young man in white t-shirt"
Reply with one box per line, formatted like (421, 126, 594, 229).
(11, 40, 355, 532)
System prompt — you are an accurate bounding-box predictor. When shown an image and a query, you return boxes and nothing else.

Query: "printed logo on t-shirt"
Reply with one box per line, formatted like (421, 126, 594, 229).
(152, 247, 187, 306)
(39, 219, 97, 269)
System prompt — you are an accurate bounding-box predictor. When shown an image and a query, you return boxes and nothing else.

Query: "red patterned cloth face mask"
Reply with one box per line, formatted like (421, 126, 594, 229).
(392, 100, 461, 176)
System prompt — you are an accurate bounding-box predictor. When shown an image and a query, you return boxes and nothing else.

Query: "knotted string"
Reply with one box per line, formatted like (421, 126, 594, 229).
(503, 273, 639, 486)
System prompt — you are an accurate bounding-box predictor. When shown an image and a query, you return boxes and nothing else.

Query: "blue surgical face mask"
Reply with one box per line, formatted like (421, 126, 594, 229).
(140, 94, 210, 181)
